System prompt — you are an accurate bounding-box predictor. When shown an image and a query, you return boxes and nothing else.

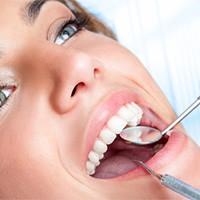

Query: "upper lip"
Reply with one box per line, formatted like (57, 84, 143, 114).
(84, 89, 187, 179)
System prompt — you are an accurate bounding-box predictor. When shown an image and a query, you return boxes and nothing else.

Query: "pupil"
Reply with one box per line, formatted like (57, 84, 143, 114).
(63, 27, 75, 36)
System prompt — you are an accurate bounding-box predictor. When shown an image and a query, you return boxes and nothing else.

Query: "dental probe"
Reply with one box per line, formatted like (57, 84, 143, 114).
(132, 160, 200, 200)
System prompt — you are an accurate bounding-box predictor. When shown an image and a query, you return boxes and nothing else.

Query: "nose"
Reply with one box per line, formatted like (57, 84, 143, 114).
(50, 48, 104, 113)
(18, 43, 104, 114)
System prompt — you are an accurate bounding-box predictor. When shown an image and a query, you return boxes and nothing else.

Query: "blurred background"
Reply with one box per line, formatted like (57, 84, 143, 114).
(78, 0, 200, 145)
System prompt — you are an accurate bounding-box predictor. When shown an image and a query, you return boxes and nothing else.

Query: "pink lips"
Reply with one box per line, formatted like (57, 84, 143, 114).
(85, 90, 187, 179)
(147, 130, 187, 170)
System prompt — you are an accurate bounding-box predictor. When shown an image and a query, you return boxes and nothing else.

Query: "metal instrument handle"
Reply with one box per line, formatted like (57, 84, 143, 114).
(162, 96, 200, 135)
(161, 174, 200, 200)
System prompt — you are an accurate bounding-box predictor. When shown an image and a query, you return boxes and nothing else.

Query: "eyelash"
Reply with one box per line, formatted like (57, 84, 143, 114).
(54, 15, 90, 45)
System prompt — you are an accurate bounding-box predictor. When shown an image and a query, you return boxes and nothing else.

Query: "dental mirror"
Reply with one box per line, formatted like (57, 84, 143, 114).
(120, 96, 200, 145)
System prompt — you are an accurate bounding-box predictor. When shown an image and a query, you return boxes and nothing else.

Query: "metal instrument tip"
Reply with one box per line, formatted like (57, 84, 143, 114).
(132, 160, 162, 179)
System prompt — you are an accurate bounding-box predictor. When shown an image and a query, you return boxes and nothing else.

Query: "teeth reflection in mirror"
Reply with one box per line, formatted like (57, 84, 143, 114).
(131, 128, 142, 137)
(134, 137, 142, 142)
(93, 139, 108, 154)
(107, 116, 127, 134)
(99, 128, 117, 145)
(122, 128, 142, 143)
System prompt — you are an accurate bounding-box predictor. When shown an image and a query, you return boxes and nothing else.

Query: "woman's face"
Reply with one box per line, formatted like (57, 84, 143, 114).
(0, 0, 199, 199)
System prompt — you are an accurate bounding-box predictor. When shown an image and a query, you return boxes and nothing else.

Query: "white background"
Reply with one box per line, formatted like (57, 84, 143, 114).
(78, 0, 200, 145)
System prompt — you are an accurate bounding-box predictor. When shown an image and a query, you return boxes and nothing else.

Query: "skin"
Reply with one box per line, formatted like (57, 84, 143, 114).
(0, 0, 199, 199)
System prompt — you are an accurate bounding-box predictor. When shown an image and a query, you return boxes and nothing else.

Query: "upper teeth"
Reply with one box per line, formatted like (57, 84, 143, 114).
(86, 102, 143, 175)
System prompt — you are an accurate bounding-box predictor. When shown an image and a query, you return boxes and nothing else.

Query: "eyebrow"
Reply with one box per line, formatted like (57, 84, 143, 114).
(0, 0, 67, 60)
(23, 0, 67, 24)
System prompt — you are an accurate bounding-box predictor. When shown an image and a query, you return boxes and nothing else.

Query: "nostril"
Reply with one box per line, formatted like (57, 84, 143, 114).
(71, 85, 77, 97)
(94, 68, 102, 78)
(71, 82, 85, 97)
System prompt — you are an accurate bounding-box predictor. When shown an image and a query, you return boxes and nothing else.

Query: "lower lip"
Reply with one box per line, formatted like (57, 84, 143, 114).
(114, 130, 187, 179)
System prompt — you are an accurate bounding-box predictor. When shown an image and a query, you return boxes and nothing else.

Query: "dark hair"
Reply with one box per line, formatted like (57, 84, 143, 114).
(26, 0, 116, 39)
(65, 0, 117, 40)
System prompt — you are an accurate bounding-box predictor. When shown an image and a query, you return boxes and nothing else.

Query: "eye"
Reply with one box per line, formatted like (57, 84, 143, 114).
(0, 86, 16, 109)
(55, 24, 78, 45)
(54, 15, 89, 45)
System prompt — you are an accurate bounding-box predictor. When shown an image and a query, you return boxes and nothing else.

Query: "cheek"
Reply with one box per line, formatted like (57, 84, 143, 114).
(96, 41, 157, 91)
(0, 116, 61, 195)
(80, 33, 152, 81)
(0, 113, 90, 198)
(84, 34, 172, 112)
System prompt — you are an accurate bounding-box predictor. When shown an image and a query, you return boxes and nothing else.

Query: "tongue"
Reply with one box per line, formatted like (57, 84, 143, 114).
(93, 155, 137, 179)
(93, 144, 154, 179)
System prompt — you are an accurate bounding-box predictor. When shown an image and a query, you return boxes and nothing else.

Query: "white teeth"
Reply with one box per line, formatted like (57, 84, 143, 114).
(93, 139, 108, 154)
(127, 102, 142, 115)
(88, 169, 95, 175)
(117, 105, 135, 121)
(126, 103, 143, 126)
(107, 116, 127, 134)
(99, 128, 117, 145)
(98, 153, 104, 160)
(86, 102, 143, 175)
(128, 116, 142, 126)
(86, 161, 96, 175)
(88, 151, 100, 166)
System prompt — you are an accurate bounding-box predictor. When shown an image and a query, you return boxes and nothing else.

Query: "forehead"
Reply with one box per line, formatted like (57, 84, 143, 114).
(0, 0, 67, 23)
(0, 1, 26, 49)
(0, 0, 23, 21)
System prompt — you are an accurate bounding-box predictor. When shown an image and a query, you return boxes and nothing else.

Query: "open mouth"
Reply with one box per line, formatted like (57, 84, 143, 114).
(86, 102, 168, 179)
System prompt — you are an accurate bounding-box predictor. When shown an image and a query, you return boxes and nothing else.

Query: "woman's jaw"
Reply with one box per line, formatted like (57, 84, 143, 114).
(84, 89, 188, 180)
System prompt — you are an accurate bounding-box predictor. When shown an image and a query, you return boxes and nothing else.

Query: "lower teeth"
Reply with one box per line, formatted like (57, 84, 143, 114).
(153, 144, 164, 154)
